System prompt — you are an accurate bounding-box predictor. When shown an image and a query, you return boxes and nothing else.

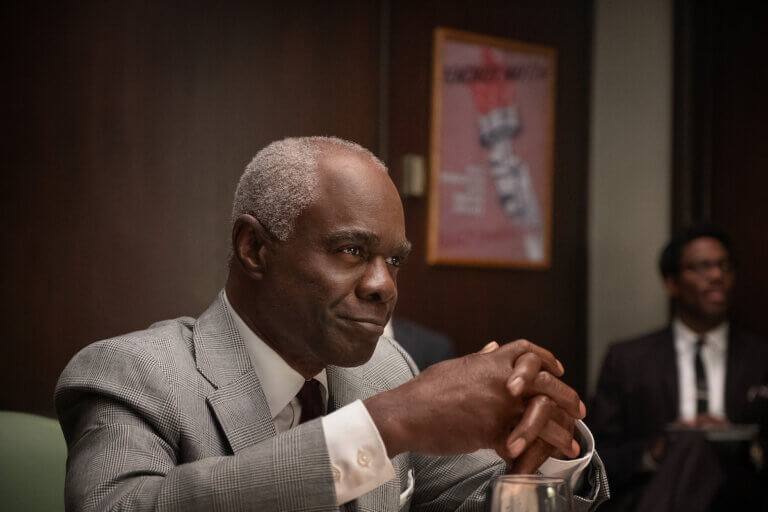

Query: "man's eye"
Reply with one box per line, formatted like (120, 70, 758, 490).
(385, 256, 402, 267)
(341, 246, 363, 257)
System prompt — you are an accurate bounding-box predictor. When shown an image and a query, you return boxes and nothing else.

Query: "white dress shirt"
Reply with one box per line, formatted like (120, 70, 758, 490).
(225, 293, 592, 502)
(673, 318, 729, 420)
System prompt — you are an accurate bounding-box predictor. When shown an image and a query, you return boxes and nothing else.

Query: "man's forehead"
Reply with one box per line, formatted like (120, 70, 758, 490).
(314, 149, 399, 207)
(290, 148, 406, 243)
(683, 237, 729, 259)
(317, 149, 382, 179)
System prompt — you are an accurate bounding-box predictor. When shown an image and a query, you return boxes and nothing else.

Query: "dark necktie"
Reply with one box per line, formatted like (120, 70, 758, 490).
(297, 379, 324, 424)
(695, 337, 708, 414)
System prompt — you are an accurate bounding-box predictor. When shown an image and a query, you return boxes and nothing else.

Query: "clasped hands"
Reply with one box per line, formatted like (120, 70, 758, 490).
(365, 339, 586, 474)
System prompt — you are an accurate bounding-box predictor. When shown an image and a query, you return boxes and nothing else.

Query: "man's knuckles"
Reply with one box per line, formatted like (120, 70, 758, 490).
(529, 393, 552, 409)
(531, 371, 584, 418)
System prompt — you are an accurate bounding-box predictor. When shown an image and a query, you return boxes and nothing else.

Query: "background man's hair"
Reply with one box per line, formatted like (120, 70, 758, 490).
(231, 136, 387, 241)
(658, 225, 733, 278)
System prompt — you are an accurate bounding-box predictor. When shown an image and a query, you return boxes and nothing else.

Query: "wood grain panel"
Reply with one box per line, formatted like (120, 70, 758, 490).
(708, 2, 768, 340)
(1, 0, 380, 415)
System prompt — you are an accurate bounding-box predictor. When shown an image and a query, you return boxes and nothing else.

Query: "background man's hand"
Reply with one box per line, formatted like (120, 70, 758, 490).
(364, 339, 585, 466)
(669, 414, 730, 430)
(693, 414, 730, 428)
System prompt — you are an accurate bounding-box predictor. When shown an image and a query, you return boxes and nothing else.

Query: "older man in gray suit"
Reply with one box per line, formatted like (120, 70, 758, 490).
(56, 137, 609, 511)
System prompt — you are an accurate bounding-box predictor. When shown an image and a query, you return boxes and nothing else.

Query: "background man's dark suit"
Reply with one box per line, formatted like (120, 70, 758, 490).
(590, 325, 768, 509)
(391, 318, 456, 370)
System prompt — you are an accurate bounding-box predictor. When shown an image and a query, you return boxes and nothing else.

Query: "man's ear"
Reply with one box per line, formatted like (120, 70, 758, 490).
(663, 276, 679, 298)
(231, 214, 272, 279)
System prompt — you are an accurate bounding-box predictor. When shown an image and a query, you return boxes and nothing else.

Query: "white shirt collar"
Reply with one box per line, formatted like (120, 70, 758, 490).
(383, 319, 394, 339)
(673, 317, 728, 352)
(222, 291, 328, 419)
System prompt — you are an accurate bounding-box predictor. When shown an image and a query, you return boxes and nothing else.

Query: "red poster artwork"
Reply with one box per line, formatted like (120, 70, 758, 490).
(428, 29, 556, 268)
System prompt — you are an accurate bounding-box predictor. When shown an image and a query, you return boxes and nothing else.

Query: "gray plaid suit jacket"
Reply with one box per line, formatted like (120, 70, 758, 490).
(56, 291, 609, 511)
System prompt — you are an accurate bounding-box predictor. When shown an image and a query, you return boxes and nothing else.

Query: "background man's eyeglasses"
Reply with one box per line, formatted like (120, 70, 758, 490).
(682, 259, 734, 276)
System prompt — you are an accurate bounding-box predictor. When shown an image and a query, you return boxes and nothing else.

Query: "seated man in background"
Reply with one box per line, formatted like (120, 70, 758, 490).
(590, 226, 768, 511)
(56, 137, 608, 511)
(385, 317, 456, 370)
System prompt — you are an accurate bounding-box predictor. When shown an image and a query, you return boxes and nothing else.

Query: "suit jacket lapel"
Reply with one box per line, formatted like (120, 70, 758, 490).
(725, 327, 745, 420)
(194, 291, 277, 453)
(327, 364, 377, 412)
(658, 328, 679, 422)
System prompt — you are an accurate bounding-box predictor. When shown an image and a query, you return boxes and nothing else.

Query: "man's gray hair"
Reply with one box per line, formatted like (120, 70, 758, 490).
(232, 136, 387, 241)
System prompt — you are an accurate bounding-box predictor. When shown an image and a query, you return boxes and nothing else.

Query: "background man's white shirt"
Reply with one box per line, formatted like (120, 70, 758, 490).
(673, 318, 728, 421)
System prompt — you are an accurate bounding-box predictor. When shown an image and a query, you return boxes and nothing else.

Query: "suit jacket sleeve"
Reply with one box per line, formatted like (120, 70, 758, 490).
(56, 340, 339, 512)
(589, 344, 649, 490)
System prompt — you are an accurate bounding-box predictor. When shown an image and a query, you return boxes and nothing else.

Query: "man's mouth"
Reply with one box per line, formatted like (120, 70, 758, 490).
(338, 316, 385, 326)
(337, 315, 386, 333)
(703, 289, 726, 303)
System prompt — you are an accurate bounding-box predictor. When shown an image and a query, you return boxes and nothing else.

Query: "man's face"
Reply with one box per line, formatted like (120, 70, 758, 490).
(260, 150, 410, 368)
(665, 236, 734, 326)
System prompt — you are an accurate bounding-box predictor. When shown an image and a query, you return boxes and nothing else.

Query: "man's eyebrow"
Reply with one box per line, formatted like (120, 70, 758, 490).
(322, 230, 412, 256)
(322, 230, 380, 248)
(397, 240, 413, 257)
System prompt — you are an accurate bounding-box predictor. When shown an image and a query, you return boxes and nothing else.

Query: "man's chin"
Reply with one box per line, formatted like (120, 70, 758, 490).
(329, 335, 381, 368)
(698, 308, 729, 327)
(335, 355, 376, 368)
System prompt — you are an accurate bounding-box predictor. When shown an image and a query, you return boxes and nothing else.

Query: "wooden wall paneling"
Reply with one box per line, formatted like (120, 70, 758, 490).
(673, 0, 768, 340)
(1, 0, 381, 415)
(708, 2, 768, 340)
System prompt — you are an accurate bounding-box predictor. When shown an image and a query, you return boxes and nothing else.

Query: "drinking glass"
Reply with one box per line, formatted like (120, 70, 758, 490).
(490, 475, 572, 512)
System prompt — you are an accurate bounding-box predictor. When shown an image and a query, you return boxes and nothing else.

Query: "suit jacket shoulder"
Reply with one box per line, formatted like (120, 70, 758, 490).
(55, 316, 200, 444)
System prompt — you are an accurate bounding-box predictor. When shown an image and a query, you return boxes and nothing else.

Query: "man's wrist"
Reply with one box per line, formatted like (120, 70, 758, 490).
(363, 389, 409, 457)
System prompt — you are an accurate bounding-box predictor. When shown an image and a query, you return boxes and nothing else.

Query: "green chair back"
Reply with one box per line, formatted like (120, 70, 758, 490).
(0, 411, 67, 512)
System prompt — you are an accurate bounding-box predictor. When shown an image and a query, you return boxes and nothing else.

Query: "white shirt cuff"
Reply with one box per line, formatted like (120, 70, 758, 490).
(321, 399, 396, 505)
(536, 420, 594, 493)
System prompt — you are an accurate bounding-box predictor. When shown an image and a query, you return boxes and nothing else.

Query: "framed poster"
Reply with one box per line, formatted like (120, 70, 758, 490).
(428, 28, 556, 268)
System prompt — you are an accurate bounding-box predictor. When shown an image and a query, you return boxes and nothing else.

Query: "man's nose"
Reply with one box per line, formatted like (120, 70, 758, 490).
(705, 262, 726, 281)
(357, 256, 397, 303)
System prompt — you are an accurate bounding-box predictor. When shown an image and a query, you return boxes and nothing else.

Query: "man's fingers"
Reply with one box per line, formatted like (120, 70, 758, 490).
(478, 341, 500, 354)
(506, 396, 578, 460)
(509, 410, 580, 474)
(539, 420, 580, 458)
(498, 339, 563, 377)
(522, 370, 586, 420)
(510, 438, 553, 474)
(539, 402, 579, 458)
(504, 395, 554, 459)
(506, 352, 542, 396)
